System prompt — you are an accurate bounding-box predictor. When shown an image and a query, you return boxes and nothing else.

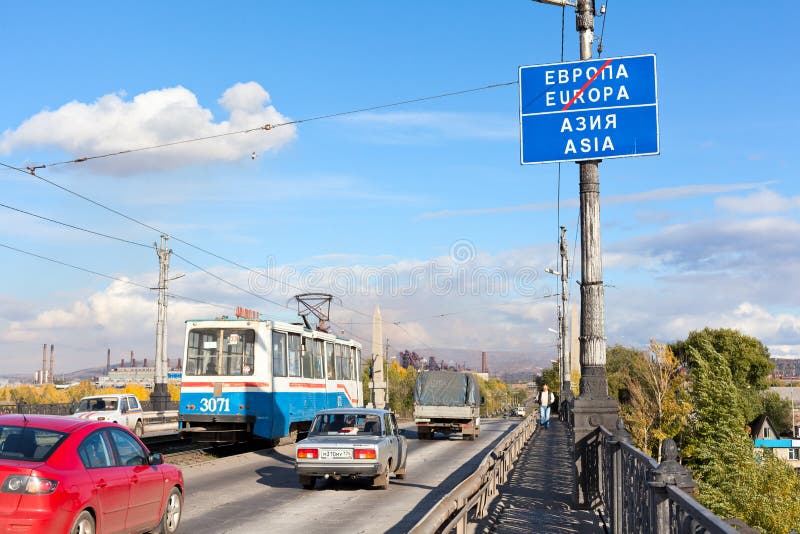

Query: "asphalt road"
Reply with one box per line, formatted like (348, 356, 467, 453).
(177, 418, 519, 534)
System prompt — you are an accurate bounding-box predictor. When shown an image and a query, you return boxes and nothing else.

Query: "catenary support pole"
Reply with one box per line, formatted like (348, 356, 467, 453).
(151, 234, 171, 411)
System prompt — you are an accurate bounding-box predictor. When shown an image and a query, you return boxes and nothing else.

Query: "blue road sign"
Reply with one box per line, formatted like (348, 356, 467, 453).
(519, 54, 659, 164)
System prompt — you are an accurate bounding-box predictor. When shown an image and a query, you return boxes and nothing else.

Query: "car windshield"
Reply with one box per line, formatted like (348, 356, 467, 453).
(75, 398, 119, 412)
(310, 413, 382, 436)
(0, 425, 67, 462)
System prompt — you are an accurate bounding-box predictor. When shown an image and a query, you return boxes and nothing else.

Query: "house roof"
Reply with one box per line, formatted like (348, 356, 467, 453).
(749, 414, 778, 440)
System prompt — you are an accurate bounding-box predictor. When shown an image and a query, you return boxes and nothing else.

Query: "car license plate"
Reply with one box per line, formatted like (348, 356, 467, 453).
(320, 449, 352, 460)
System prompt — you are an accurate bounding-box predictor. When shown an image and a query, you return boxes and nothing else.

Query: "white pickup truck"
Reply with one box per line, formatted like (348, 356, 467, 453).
(73, 394, 146, 437)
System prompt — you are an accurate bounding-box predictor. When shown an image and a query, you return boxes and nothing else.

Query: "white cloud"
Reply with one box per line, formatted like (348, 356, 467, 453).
(716, 189, 800, 214)
(0, 82, 296, 175)
(418, 182, 772, 219)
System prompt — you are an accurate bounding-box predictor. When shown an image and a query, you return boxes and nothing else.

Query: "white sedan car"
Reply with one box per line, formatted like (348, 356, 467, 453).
(295, 408, 408, 490)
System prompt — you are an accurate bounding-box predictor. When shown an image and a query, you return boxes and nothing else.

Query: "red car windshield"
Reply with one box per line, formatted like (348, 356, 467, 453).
(0, 425, 67, 462)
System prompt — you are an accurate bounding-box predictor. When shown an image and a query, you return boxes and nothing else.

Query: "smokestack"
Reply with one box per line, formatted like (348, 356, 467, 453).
(177, 358, 182, 370)
(143, 358, 148, 368)
(481, 351, 487, 374)
(49, 344, 54, 384)
(121, 358, 125, 368)
(42, 344, 47, 385)
(107, 349, 111, 376)
(130, 350, 135, 368)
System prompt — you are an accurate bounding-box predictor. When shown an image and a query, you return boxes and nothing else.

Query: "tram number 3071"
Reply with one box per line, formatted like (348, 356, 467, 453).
(199, 397, 231, 413)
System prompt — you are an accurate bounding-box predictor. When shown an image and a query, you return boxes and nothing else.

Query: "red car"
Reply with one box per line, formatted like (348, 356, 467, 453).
(0, 414, 183, 533)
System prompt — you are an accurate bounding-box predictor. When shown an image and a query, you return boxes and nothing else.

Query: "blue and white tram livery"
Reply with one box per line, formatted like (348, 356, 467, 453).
(179, 316, 363, 443)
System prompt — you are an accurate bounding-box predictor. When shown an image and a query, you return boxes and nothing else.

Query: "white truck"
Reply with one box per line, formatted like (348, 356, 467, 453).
(413, 371, 481, 441)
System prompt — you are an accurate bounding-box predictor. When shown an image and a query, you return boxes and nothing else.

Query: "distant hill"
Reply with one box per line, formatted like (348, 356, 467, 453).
(405, 347, 548, 377)
(0, 366, 107, 384)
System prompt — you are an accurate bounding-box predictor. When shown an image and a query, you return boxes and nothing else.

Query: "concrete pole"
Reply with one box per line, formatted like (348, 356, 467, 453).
(559, 226, 571, 400)
(151, 234, 171, 411)
(570, 0, 619, 507)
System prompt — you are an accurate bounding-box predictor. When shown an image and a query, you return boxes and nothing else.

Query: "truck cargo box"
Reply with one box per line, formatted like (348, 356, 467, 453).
(413, 371, 480, 406)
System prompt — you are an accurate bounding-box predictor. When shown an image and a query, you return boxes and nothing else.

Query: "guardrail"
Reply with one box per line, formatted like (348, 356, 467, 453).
(578, 418, 740, 533)
(0, 400, 179, 415)
(410, 415, 536, 533)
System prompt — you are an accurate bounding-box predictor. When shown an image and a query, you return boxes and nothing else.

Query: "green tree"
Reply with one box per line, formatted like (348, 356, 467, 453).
(619, 341, 691, 460)
(606, 344, 645, 403)
(683, 340, 800, 532)
(673, 328, 773, 423)
(760, 391, 792, 437)
(538, 361, 559, 396)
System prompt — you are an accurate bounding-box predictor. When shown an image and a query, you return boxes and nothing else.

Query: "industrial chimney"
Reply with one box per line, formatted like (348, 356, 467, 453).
(143, 358, 148, 368)
(106, 349, 111, 376)
(41, 343, 47, 385)
(481, 351, 488, 374)
(130, 350, 135, 368)
(49, 344, 54, 384)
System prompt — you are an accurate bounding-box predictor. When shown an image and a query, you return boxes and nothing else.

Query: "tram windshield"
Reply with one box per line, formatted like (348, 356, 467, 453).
(186, 328, 255, 376)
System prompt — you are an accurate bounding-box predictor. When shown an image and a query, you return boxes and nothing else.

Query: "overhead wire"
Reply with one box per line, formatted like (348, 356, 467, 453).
(0, 240, 227, 310)
(33, 81, 518, 171)
(2, 78, 523, 352)
(0, 201, 152, 249)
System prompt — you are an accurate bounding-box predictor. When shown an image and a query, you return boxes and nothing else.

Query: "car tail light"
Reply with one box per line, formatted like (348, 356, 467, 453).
(296, 448, 318, 459)
(353, 449, 376, 460)
(2, 476, 59, 495)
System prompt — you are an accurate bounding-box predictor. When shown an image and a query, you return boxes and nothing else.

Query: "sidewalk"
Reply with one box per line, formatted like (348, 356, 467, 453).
(475, 418, 604, 533)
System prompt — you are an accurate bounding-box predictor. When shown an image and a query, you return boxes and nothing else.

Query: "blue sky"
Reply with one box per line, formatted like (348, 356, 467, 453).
(1, 2, 798, 375)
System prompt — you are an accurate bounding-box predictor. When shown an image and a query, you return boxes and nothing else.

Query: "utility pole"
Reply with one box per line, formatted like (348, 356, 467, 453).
(531, 0, 620, 507)
(559, 226, 571, 400)
(384, 336, 390, 407)
(151, 234, 171, 412)
(572, 0, 616, 419)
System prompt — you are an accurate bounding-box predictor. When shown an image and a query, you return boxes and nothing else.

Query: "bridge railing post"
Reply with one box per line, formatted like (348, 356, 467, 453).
(607, 418, 632, 534)
(648, 439, 697, 533)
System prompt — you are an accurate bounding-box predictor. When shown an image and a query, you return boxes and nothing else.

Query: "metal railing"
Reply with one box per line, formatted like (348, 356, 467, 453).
(576, 416, 740, 534)
(410, 415, 536, 534)
(0, 400, 179, 416)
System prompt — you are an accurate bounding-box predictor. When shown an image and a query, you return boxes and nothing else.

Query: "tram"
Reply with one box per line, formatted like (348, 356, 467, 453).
(178, 313, 363, 444)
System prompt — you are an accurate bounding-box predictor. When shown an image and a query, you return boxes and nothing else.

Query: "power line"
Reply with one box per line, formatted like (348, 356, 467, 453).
(0, 241, 151, 289)
(31, 81, 518, 171)
(0, 240, 232, 312)
(0, 202, 151, 249)
(171, 251, 294, 313)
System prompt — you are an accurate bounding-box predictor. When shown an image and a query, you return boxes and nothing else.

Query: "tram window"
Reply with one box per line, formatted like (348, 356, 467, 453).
(220, 330, 255, 376)
(313, 339, 325, 379)
(342, 345, 352, 380)
(288, 333, 301, 377)
(301, 337, 313, 379)
(186, 329, 219, 377)
(334, 344, 344, 380)
(350, 347, 357, 380)
(326, 342, 335, 380)
(272, 332, 287, 377)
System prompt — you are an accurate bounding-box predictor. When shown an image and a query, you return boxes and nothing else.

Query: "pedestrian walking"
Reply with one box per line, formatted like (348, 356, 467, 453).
(538, 384, 555, 429)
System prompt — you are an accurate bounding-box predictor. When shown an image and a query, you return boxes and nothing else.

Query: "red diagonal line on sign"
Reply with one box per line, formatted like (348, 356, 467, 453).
(562, 58, 614, 111)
